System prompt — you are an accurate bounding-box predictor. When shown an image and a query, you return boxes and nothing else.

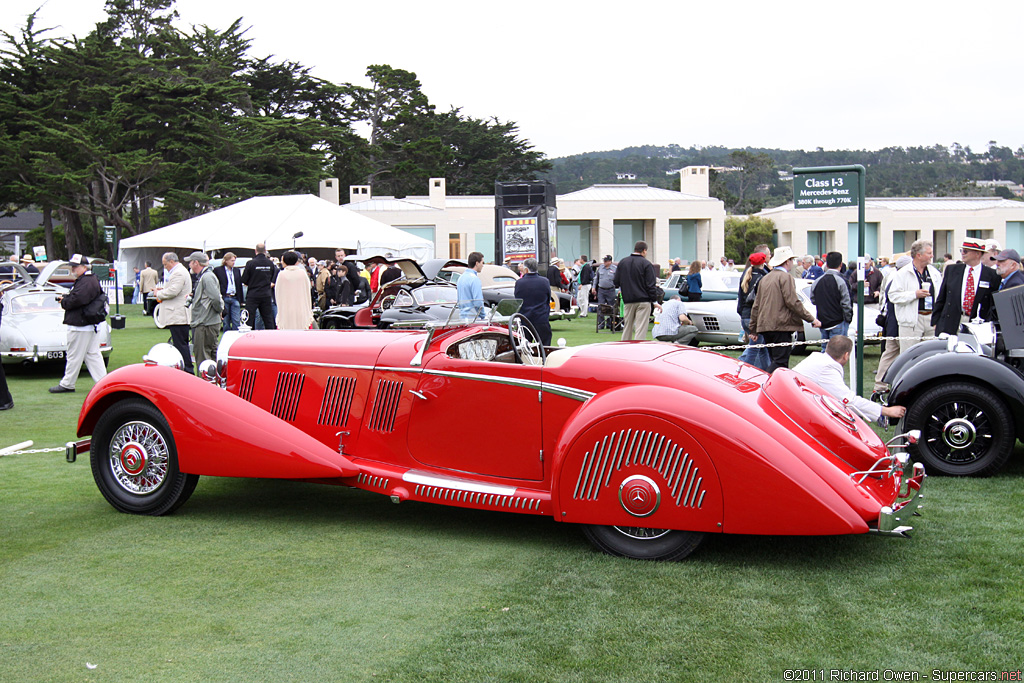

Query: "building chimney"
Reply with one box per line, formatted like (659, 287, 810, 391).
(429, 178, 446, 209)
(319, 178, 340, 205)
(679, 166, 710, 197)
(349, 185, 372, 205)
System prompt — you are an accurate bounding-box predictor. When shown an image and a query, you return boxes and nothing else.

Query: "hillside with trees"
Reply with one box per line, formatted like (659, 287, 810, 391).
(544, 143, 1024, 215)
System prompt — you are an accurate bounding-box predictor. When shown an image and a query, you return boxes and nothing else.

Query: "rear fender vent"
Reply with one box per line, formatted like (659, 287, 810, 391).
(318, 376, 357, 427)
(703, 316, 720, 331)
(271, 371, 305, 422)
(573, 429, 706, 509)
(238, 368, 257, 402)
(368, 379, 403, 432)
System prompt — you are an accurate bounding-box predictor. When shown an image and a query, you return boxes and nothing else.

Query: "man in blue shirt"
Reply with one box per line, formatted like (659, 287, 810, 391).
(655, 295, 697, 345)
(513, 258, 552, 345)
(457, 251, 485, 321)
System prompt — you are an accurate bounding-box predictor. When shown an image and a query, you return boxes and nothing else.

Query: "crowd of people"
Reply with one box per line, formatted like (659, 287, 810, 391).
(6, 237, 1022, 423)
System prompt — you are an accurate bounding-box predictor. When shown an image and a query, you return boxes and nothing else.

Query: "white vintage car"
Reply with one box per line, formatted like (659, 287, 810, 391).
(659, 278, 881, 349)
(0, 262, 113, 366)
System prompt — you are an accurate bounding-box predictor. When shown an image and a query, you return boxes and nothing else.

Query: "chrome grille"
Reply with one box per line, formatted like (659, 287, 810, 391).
(573, 429, 705, 509)
(368, 379, 403, 432)
(271, 372, 304, 421)
(318, 376, 357, 427)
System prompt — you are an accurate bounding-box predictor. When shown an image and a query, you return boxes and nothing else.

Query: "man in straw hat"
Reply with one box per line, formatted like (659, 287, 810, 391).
(749, 246, 821, 372)
(931, 239, 999, 337)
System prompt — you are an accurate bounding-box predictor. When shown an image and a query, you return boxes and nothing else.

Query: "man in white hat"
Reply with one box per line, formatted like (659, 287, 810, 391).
(50, 255, 108, 393)
(749, 246, 821, 372)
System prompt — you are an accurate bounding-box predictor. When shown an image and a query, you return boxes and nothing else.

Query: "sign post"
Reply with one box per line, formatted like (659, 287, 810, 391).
(104, 225, 126, 328)
(792, 164, 867, 395)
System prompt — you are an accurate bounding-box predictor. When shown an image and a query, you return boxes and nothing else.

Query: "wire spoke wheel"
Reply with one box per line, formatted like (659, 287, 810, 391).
(90, 398, 199, 515)
(905, 382, 1013, 476)
(582, 524, 705, 561)
(108, 421, 171, 494)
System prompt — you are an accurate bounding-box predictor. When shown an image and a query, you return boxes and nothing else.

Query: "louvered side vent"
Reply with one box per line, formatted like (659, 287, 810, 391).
(572, 429, 706, 509)
(271, 372, 305, 422)
(318, 376, 357, 427)
(368, 379, 403, 432)
(238, 368, 257, 402)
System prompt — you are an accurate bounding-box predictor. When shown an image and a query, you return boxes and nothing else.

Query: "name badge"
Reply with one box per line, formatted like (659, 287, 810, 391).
(978, 280, 991, 289)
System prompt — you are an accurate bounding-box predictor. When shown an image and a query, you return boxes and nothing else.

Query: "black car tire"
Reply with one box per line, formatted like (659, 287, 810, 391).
(582, 525, 705, 561)
(904, 382, 1014, 477)
(90, 398, 199, 515)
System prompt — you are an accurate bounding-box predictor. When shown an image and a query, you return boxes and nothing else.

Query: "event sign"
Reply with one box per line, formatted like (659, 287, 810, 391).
(794, 171, 859, 209)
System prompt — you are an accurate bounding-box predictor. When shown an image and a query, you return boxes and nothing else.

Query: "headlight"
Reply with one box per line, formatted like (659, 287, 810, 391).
(143, 343, 184, 370)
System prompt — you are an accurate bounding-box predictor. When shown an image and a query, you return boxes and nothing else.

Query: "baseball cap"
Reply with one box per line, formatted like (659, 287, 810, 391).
(184, 251, 210, 264)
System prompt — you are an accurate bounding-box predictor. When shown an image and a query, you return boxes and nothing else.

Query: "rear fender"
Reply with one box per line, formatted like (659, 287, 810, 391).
(78, 364, 358, 479)
(550, 385, 870, 535)
(883, 338, 947, 387)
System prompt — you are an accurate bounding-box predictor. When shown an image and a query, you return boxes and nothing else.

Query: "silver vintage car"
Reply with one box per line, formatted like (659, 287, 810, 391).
(0, 262, 113, 366)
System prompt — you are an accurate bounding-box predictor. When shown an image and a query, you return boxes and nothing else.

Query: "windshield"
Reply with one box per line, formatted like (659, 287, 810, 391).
(9, 291, 63, 314)
(414, 286, 459, 305)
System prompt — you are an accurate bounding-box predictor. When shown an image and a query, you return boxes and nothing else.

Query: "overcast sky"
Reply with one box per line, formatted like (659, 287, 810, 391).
(3, 0, 1022, 159)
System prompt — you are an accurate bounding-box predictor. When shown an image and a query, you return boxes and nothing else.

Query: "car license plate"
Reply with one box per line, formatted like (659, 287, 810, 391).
(46, 351, 65, 360)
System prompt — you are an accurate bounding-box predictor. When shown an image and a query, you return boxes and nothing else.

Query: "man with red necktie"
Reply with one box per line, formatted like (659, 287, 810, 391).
(931, 239, 1001, 336)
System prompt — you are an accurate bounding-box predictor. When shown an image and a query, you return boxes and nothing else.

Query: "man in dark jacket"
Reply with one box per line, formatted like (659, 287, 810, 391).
(931, 240, 1000, 336)
(50, 254, 108, 393)
(809, 251, 852, 341)
(214, 252, 245, 331)
(513, 258, 552, 346)
(241, 243, 278, 330)
(577, 256, 593, 317)
(613, 241, 662, 341)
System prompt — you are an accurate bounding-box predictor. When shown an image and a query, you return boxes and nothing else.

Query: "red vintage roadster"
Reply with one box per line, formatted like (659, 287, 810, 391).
(67, 311, 926, 560)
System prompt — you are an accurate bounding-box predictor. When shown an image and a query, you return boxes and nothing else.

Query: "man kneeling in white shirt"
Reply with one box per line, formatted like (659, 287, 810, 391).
(793, 335, 906, 426)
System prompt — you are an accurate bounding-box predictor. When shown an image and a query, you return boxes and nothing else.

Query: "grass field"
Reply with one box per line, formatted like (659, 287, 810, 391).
(2, 308, 1023, 682)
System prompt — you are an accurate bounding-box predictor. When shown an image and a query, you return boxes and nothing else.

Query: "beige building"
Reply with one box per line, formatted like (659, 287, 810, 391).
(322, 167, 725, 269)
(758, 197, 1024, 260)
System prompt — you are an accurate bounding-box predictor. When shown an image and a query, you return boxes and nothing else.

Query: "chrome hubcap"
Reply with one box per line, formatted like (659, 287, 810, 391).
(109, 421, 169, 494)
(942, 417, 976, 450)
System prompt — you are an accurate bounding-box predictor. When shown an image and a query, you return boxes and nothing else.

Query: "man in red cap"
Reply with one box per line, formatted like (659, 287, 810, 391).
(931, 239, 1000, 336)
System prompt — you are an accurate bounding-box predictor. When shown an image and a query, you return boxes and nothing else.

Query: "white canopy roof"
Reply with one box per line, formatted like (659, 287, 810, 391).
(118, 194, 434, 267)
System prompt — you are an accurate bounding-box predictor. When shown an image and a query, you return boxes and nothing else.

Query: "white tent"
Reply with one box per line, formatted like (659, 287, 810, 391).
(117, 194, 434, 268)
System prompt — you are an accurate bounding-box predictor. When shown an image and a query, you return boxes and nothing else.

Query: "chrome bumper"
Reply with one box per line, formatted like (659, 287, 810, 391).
(870, 461, 927, 538)
(66, 439, 90, 463)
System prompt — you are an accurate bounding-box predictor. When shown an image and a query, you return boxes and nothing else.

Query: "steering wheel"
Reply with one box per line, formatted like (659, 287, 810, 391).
(509, 313, 546, 366)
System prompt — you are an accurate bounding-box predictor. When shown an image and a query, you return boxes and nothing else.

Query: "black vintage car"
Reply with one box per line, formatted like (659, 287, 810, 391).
(879, 286, 1024, 476)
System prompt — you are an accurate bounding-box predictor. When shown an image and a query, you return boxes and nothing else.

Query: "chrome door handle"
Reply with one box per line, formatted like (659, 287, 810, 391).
(409, 390, 428, 400)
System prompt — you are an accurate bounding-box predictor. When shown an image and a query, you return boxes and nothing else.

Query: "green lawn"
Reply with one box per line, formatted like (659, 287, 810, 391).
(2, 309, 1022, 682)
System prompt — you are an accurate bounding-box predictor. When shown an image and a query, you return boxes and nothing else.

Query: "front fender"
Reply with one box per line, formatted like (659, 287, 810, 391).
(77, 364, 359, 479)
(889, 353, 1024, 436)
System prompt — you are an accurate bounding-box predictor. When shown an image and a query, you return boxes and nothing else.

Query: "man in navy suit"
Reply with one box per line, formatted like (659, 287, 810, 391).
(214, 252, 245, 331)
(931, 240, 1001, 336)
(513, 258, 552, 346)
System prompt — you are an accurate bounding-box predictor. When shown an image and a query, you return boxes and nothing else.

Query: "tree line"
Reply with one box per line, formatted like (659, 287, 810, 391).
(0, 0, 550, 259)
(545, 143, 1024, 214)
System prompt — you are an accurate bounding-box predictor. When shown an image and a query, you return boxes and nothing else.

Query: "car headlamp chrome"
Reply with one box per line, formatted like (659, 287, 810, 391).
(143, 343, 184, 370)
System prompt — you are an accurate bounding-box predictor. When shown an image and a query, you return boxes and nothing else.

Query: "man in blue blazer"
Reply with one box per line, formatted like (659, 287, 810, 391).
(214, 252, 245, 331)
(995, 249, 1024, 291)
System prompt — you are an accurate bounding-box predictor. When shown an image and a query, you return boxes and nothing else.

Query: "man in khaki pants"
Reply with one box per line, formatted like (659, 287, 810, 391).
(613, 241, 663, 341)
